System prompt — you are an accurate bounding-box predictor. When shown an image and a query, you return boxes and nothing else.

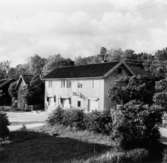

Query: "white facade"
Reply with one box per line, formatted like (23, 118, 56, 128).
(45, 78, 105, 112)
(44, 62, 135, 112)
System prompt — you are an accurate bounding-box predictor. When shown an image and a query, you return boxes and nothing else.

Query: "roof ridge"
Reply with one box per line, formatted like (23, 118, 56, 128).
(53, 61, 119, 70)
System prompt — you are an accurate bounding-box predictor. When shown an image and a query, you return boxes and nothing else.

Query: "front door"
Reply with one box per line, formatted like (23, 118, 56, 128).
(88, 99, 98, 112)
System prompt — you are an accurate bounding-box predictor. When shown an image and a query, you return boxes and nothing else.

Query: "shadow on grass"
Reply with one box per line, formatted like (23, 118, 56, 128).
(1, 130, 111, 163)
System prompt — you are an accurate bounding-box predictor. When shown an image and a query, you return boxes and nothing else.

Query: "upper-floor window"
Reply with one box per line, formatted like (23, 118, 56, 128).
(61, 80, 66, 88)
(92, 80, 94, 88)
(61, 80, 71, 88)
(67, 80, 71, 88)
(77, 82, 82, 88)
(48, 81, 52, 88)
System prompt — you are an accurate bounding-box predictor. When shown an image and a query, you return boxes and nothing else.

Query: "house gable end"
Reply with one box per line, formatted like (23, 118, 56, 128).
(103, 62, 134, 78)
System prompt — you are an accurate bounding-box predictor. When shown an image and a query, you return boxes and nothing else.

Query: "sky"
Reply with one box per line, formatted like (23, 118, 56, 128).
(0, 0, 167, 66)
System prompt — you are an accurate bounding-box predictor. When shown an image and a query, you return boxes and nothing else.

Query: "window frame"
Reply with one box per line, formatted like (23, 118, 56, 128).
(61, 80, 66, 88)
(77, 82, 82, 88)
(66, 80, 71, 88)
(48, 81, 52, 88)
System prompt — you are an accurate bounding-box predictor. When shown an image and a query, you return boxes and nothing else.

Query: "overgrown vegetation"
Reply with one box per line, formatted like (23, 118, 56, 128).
(111, 101, 162, 149)
(0, 112, 10, 140)
(47, 107, 112, 135)
(47, 102, 162, 150)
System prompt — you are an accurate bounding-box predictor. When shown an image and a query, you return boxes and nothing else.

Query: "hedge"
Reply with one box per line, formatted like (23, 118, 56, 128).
(47, 107, 112, 135)
(47, 103, 162, 150)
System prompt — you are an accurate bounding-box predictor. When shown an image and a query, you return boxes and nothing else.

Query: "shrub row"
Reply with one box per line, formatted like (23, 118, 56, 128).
(47, 107, 112, 135)
(47, 101, 162, 150)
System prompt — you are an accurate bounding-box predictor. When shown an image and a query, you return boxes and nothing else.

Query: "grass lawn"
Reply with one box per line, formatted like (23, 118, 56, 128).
(0, 125, 152, 163)
(1, 129, 111, 163)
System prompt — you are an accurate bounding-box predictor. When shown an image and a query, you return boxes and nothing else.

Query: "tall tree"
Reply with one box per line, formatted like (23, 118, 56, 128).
(109, 76, 156, 105)
(28, 54, 46, 75)
(155, 47, 167, 61)
(23, 75, 44, 109)
(0, 61, 10, 79)
(43, 54, 74, 76)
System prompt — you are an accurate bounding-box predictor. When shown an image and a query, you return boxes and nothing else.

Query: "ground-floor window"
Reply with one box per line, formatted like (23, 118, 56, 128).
(60, 98, 71, 108)
(77, 100, 81, 107)
(88, 99, 99, 112)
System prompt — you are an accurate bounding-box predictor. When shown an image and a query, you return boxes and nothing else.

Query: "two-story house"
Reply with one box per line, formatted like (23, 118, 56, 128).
(43, 61, 147, 112)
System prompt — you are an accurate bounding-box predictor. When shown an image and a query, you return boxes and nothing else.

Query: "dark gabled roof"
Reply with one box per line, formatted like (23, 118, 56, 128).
(43, 61, 148, 79)
(16, 74, 33, 89)
(0, 79, 7, 85)
(0, 79, 15, 89)
(44, 62, 119, 79)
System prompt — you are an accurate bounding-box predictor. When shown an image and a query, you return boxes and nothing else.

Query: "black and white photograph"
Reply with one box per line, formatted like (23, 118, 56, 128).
(1, 0, 167, 162)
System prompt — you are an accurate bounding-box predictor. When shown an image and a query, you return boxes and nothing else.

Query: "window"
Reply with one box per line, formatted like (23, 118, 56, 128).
(77, 83, 82, 88)
(61, 80, 65, 88)
(67, 80, 71, 88)
(48, 81, 52, 88)
(47, 97, 50, 105)
(77, 101, 81, 107)
(92, 80, 94, 88)
(54, 96, 56, 102)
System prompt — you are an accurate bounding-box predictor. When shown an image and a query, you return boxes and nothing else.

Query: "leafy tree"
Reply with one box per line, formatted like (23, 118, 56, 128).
(153, 78, 167, 111)
(24, 75, 44, 109)
(15, 64, 30, 76)
(111, 101, 162, 149)
(0, 113, 10, 140)
(28, 54, 46, 75)
(109, 76, 156, 105)
(7, 68, 19, 79)
(155, 47, 167, 61)
(0, 61, 10, 79)
(8, 81, 18, 107)
(43, 54, 74, 76)
(8, 81, 17, 99)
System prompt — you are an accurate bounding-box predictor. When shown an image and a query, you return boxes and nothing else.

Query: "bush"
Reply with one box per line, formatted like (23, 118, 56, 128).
(61, 109, 85, 129)
(47, 108, 112, 134)
(0, 112, 10, 140)
(47, 106, 65, 126)
(111, 101, 162, 150)
(84, 111, 112, 135)
(47, 107, 85, 130)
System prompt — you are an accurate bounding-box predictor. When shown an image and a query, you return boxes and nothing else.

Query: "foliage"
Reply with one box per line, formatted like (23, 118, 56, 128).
(84, 111, 112, 135)
(0, 112, 10, 139)
(8, 81, 17, 99)
(0, 61, 10, 79)
(62, 109, 85, 129)
(15, 64, 31, 76)
(155, 78, 167, 92)
(47, 106, 65, 126)
(111, 101, 162, 150)
(153, 92, 167, 108)
(47, 107, 112, 134)
(23, 75, 44, 109)
(109, 76, 156, 105)
(48, 108, 85, 130)
(7, 68, 19, 79)
(42, 54, 74, 76)
(154, 78, 167, 111)
(28, 54, 46, 75)
(87, 148, 149, 163)
(155, 47, 167, 61)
